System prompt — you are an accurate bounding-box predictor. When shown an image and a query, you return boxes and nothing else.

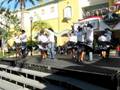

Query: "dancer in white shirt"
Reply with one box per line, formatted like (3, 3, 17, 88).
(85, 24, 94, 61)
(77, 26, 86, 62)
(37, 30, 49, 59)
(45, 28, 56, 60)
(19, 30, 27, 58)
(86, 24, 94, 48)
(98, 29, 112, 59)
(67, 31, 77, 59)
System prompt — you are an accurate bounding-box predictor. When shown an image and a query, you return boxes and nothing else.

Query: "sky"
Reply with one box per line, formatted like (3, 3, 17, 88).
(0, 0, 40, 11)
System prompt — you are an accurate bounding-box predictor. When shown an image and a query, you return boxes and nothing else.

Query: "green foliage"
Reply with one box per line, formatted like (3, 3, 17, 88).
(0, 9, 21, 41)
(33, 20, 51, 31)
(9, 15, 21, 32)
(0, 9, 20, 52)
(0, 51, 15, 58)
(0, 0, 42, 42)
(27, 40, 37, 47)
(26, 40, 38, 51)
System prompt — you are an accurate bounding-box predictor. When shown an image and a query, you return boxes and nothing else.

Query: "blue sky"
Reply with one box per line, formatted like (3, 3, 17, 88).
(0, 0, 40, 11)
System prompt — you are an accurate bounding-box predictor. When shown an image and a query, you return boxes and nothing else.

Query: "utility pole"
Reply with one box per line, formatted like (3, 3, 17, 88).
(30, 17, 33, 56)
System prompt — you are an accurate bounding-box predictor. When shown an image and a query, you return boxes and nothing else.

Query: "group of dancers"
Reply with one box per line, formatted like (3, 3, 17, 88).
(65, 23, 112, 62)
(14, 24, 112, 62)
(14, 28, 56, 60)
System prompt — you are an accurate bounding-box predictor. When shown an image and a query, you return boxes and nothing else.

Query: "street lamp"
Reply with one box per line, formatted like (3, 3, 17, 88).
(30, 16, 33, 56)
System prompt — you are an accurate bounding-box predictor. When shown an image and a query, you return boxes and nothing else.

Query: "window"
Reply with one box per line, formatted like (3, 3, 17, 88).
(41, 9, 45, 15)
(63, 6, 72, 19)
(50, 6, 54, 13)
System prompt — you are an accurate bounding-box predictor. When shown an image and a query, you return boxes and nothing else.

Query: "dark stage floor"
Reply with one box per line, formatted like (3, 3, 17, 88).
(1, 54, 120, 74)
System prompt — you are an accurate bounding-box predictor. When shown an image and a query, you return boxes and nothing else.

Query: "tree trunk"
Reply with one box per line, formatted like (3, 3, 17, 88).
(20, 1, 24, 30)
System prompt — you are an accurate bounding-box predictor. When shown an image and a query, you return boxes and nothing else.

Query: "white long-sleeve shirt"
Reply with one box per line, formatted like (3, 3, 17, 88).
(86, 27, 94, 42)
(20, 33, 27, 42)
(37, 34, 48, 43)
(77, 30, 85, 42)
(45, 29, 55, 43)
(98, 35, 107, 42)
(14, 36, 21, 43)
(69, 34, 77, 43)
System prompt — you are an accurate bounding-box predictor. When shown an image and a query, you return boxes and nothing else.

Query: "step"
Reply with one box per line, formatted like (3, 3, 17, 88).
(44, 73, 109, 90)
(0, 71, 46, 90)
(0, 64, 51, 77)
(0, 64, 110, 90)
(0, 64, 65, 90)
(0, 79, 29, 90)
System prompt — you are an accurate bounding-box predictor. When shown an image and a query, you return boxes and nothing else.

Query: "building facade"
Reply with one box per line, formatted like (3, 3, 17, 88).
(16, 0, 109, 46)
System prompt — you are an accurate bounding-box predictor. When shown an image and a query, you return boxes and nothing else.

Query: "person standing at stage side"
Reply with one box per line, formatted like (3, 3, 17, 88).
(14, 33, 21, 58)
(45, 28, 56, 60)
(76, 26, 86, 62)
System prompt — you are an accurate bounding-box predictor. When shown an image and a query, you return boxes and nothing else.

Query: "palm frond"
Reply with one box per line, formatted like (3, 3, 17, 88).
(0, 0, 40, 10)
(32, 20, 51, 31)
(0, 0, 5, 7)
(29, 0, 35, 5)
(0, 0, 8, 8)
(7, 0, 12, 4)
(14, 2, 19, 9)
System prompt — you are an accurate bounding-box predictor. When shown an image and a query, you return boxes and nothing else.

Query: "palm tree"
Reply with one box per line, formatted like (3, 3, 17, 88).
(33, 20, 51, 31)
(0, 0, 41, 29)
(108, 0, 114, 7)
(0, 8, 20, 56)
